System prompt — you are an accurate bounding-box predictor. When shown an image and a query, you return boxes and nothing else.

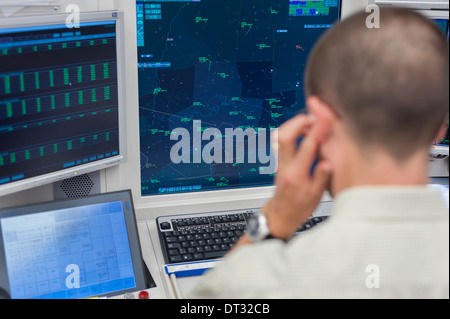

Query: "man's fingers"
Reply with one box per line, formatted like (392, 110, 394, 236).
(277, 115, 315, 149)
(291, 125, 320, 179)
(277, 115, 315, 167)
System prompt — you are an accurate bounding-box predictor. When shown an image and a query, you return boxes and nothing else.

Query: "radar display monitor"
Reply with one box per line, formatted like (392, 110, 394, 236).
(136, 0, 342, 196)
(0, 190, 152, 299)
(0, 12, 127, 197)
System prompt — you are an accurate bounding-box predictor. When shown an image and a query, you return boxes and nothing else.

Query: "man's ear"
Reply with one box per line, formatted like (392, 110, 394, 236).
(307, 96, 338, 143)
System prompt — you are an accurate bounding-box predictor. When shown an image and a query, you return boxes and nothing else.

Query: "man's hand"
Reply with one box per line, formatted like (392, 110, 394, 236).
(230, 115, 332, 251)
(264, 115, 332, 240)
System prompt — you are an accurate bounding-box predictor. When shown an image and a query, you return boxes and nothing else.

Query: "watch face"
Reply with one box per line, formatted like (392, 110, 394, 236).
(247, 213, 269, 241)
(248, 216, 260, 237)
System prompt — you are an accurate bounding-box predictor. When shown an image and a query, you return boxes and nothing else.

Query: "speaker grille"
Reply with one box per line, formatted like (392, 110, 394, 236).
(60, 174, 94, 198)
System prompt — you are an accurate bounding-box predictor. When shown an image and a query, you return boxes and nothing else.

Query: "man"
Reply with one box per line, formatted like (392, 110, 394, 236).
(190, 8, 449, 298)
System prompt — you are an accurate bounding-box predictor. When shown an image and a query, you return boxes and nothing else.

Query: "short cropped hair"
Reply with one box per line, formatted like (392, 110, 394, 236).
(305, 8, 449, 161)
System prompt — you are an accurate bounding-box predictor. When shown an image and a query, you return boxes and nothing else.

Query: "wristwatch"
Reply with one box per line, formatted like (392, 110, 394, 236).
(246, 212, 272, 242)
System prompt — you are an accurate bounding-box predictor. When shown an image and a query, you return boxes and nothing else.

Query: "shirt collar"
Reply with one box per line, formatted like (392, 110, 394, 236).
(332, 186, 449, 220)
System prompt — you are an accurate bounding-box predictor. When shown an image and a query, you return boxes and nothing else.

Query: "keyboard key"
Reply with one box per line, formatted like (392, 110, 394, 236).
(189, 241, 198, 247)
(194, 253, 204, 260)
(167, 243, 179, 249)
(196, 247, 204, 253)
(313, 217, 322, 224)
(205, 251, 227, 259)
(170, 255, 182, 263)
(182, 254, 192, 261)
(166, 237, 177, 243)
(160, 222, 171, 230)
(168, 249, 179, 256)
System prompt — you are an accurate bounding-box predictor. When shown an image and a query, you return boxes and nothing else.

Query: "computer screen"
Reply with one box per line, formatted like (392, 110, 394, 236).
(431, 18, 449, 148)
(435, 119, 449, 146)
(0, 190, 149, 299)
(0, 12, 126, 197)
(433, 18, 449, 40)
(136, 0, 342, 196)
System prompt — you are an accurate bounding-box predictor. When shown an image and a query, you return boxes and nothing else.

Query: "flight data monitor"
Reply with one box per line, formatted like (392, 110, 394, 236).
(0, 12, 126, 196)
(137, 0, 342, 196)
(0, 190, 149, 299)
(436, 119, 449, 146)
(433, 19, 449, 40)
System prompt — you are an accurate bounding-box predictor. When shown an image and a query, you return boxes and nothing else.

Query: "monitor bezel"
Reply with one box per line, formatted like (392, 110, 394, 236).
(416, 8, 450, 20)
(0, 11, 128, 197)
(0, 189, 148, 299)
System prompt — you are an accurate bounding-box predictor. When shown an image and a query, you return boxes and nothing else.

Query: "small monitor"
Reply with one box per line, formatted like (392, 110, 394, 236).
(430, 119, 449, 160)
(427, 14, 449, 161)
(436, 120, 449, 147)
(0, 190, 150, 299)
(0, 11, 127, 197)
(432, 18, 449, 39)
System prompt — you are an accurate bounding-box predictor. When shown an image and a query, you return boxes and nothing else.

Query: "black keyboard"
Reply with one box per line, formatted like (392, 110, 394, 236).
(157, 209, 329, 264)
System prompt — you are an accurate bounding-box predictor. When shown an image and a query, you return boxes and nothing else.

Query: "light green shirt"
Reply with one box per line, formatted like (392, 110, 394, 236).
(190, 186, 449, 299)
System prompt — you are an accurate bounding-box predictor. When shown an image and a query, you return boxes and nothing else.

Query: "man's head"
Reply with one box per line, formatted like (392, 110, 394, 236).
(304, 8, 449, 194)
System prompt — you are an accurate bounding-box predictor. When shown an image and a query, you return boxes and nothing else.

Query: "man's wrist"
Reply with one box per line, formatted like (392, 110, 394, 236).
(263, 201, 298, 241)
